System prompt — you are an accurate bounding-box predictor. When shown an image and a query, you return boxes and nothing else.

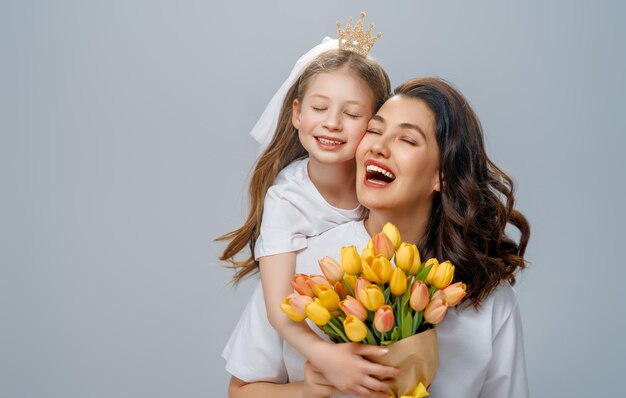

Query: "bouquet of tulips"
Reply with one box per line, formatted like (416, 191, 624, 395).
(281, 223, 467, 398)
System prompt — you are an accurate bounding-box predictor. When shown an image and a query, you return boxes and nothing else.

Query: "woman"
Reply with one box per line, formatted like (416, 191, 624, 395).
(223, 77, 530, 397)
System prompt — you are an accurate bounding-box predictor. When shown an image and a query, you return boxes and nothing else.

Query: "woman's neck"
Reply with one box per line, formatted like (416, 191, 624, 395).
(364, 207, 431, 245)
(307, 157, 359, 210)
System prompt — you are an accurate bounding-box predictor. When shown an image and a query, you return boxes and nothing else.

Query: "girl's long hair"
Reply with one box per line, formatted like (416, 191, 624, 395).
(216, 49, 391, 283)
(395, 78, 530, 307)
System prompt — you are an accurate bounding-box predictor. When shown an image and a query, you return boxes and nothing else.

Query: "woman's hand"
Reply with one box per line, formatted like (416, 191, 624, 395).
(309, 341, 398, 397)
(302, 361, 343, 398)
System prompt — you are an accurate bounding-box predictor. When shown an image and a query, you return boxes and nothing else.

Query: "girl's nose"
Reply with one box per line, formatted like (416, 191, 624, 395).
(322, 111, 342, 131)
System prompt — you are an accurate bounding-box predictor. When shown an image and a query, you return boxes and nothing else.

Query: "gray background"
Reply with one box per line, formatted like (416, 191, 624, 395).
(2, 0, 625, 397)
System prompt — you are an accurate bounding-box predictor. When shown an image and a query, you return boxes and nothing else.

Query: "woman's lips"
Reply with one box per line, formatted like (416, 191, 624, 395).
(363, 160, 396, 187)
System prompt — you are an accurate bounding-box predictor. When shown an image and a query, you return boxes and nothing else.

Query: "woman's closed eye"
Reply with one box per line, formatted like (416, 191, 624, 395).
(401, 136, 417, 146)
(366, 129, 382, 135)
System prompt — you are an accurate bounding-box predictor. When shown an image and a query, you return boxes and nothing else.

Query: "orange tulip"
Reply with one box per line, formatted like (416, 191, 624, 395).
(424, 298, 448, 324)
(432, 281, 467, 306)
(291, 274, 314, 297)
(334, 281, 348, 299)
(373, 232, 394, 260)
(340, 295, 368, 321)
(319, 256, 344, 284)
(306, 275, 331, 294)
(373, 305, 395, 333)
(410, 280, 430, 312)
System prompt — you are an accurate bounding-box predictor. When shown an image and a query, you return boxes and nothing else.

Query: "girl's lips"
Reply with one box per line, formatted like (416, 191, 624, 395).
(315, 135, 346, 149)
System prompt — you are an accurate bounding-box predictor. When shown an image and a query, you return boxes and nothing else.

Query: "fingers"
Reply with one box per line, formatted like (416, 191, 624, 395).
(354, 344, 390, 357)
(362, 361, 400, 379)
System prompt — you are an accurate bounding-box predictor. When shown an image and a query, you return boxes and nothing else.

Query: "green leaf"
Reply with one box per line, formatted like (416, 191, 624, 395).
(390, 326, 399, 342)
(412, 311, 423, 334)
(401, 312, 413, 339)
(341, 279, 355, 297)
(416, 263, 433, 282)
(366, 329, 378, 345)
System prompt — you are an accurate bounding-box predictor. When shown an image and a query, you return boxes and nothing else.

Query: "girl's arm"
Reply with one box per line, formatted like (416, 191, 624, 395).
(259, 254, 399, 396)
(229, 362, 389, 398)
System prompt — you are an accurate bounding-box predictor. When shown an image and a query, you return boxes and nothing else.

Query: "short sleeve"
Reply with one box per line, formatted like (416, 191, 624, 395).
(254, 185, 314, 259)
(478, 291, 529, 398)
(222, 282, 289, 383)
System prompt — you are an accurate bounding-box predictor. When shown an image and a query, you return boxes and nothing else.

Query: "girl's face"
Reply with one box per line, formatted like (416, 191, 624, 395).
(356, 95, 441, 214)
(292, 68, 375, 165)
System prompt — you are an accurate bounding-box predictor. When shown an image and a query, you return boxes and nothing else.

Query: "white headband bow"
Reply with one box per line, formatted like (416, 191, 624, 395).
(249, 37, 339, 152)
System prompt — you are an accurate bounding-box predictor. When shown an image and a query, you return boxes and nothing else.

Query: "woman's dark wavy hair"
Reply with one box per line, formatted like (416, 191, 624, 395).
(395, 78, 530, 307)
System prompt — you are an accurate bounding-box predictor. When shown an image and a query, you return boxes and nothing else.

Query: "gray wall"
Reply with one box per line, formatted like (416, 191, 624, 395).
(2, 1, 625, 397)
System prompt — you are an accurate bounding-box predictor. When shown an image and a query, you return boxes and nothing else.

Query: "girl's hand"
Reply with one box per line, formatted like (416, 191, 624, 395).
(302, 361, 343, 398)
(310, 342, 398, 397)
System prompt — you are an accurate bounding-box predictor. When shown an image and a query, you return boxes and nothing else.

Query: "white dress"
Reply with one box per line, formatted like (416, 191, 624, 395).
(223, 221, 529, 397)
(254, 158, 362, 260)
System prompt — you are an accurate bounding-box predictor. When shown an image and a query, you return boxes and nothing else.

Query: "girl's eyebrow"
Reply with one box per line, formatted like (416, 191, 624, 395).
(308, 94, 365, 105)
(371, 115, 427, 139)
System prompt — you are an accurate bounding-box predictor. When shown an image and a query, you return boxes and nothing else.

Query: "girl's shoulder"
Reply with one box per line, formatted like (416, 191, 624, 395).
(274, 158, 309, 186)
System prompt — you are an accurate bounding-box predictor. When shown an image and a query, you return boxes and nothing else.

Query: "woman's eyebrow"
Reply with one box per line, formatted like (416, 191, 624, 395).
(399, 123, 427, 140)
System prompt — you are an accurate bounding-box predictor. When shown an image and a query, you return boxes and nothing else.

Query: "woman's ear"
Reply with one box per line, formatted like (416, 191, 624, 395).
(292, 99, 301, 129)
(433, 173, 444, 192)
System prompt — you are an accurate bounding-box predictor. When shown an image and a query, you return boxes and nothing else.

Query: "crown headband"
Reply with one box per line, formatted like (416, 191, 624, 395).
(250, 13, 382, 151)
(337, 12, 381, 57)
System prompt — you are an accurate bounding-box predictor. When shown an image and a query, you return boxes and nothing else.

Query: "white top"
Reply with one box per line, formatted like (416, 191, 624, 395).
(254, 158, 362, 260)
(224, 221, 529, 398)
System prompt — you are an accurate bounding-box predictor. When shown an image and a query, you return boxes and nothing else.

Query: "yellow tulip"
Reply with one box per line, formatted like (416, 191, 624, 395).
(390, 267, 408, 296)
(343, 274, 357, 291)
(341, 245, 362, 275)
(382, 222, 402, 250)
(305, 299, 331, 326)
(280, 294, 312, 322)
(358, 284, 385, 312)
(426, 260, 455, 289)
(315, 285, 340, 311)
(400, 382, 429, 398)
(361, 240, 376, 265)
(363, 255, 393, 284)
(343, 315, 368, 342)
(373, 232, 394, 260)
(408, 244, 422, 275)
(395, 242, 415, 273)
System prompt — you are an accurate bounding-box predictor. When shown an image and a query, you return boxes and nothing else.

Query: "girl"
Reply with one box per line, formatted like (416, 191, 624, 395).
(224, 77, 531, 397)
(218, 35, 396, 396)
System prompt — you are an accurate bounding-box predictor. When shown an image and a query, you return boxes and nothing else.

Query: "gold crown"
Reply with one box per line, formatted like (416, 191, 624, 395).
(336, 12, 381, 57)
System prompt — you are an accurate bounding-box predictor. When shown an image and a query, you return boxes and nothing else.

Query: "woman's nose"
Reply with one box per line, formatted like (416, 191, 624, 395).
(370, 135, 390, 157)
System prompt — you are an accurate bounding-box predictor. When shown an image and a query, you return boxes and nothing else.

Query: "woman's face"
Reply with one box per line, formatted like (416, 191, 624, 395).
(355, 95, 441, 215)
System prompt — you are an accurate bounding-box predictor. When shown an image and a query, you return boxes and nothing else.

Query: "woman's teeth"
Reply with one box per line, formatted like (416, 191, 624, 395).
(366, 164, 395, 180)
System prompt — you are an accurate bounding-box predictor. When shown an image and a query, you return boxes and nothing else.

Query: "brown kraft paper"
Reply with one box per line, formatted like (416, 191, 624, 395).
(365, 328, 440, 397)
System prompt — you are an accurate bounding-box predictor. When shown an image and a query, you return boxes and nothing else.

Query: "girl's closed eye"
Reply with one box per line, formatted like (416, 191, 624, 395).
(311, 106, 327, 111)
(345, 111, 362, 119)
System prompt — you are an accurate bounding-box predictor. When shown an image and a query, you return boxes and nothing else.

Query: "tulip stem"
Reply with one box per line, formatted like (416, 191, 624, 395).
(328, 318, 349, 343)
(341, 279, 355, 297)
